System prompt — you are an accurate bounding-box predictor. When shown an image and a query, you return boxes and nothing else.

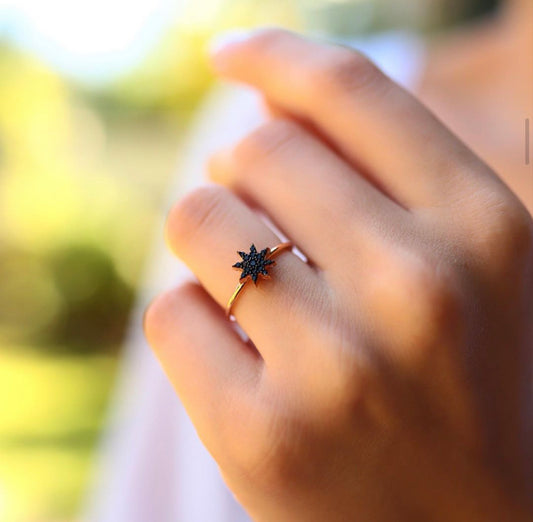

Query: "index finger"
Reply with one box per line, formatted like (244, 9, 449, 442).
(209, 28, 498, 209)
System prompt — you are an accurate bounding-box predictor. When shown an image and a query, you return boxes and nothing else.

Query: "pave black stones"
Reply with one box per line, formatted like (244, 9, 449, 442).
(232, 244, 275, 285)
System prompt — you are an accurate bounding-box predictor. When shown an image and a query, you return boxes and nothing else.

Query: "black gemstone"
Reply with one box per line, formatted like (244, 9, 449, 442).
(233, 244, 275, 285)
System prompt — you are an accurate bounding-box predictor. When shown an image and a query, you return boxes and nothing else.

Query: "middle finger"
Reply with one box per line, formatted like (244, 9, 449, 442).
(209, 118, 410, 274)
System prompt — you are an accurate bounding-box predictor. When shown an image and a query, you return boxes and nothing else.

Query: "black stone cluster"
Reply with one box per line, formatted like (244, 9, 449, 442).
(232, 244, 275, 284)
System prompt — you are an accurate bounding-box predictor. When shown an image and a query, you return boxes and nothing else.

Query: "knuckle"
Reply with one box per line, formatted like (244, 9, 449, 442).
(323, 357, 363, 414)
(308, 321, 365, 412)
(166, 184, 227, 251)
(231, 119, 302, 169)
(478, 195, 533, 268)
(407, 260, 458, 322)
(392, 254, 462, 350)
(307, 48, 385, 99)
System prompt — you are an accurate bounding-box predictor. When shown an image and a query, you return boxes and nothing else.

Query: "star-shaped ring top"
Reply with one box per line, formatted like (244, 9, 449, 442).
(226, 241, 293, 319)
(232, 243, 275, 285)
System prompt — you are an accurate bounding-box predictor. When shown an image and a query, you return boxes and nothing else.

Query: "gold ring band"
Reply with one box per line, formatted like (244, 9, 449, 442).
(226, 241, 294, 319)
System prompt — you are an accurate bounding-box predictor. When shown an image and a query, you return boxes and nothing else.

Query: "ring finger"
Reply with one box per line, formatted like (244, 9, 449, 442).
(165, 183, 328, 366)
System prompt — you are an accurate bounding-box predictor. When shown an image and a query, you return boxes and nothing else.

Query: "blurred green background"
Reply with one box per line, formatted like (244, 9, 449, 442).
(0, 0, 499, 520)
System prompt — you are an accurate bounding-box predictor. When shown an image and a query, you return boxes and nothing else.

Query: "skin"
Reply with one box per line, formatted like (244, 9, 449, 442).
(418, 0, 533, 214)
(144, 5, 533, 521)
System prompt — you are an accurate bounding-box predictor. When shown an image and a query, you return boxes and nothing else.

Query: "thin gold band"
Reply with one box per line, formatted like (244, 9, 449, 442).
(225, 241, 293, 319)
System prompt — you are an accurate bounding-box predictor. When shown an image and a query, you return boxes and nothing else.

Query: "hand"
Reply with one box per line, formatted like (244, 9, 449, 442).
(144, 29, 533, 521)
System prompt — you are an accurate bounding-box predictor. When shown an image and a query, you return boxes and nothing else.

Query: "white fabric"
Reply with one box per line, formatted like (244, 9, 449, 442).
(83, 31, 425, 522)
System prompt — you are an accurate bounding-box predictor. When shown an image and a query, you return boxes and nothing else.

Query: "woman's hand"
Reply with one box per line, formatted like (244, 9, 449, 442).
(144, 29, 533, 521)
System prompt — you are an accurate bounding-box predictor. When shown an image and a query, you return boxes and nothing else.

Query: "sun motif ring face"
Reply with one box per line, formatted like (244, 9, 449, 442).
(232, 244, 276, 285)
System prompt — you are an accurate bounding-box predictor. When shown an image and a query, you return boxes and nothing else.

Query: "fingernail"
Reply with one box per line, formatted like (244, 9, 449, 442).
(206, 150, 231, 183)
(208, 29, 252, 58)
(142, 300, 153, 341)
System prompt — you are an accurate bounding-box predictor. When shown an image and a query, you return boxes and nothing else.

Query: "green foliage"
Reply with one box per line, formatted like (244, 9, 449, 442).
(0, 350, 117, 520)
(45, 244, 134, 353)
(0, 245, 134, 353)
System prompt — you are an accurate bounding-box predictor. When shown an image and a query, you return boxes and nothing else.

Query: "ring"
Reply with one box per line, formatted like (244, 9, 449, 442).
(225, 241, 294, 319)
